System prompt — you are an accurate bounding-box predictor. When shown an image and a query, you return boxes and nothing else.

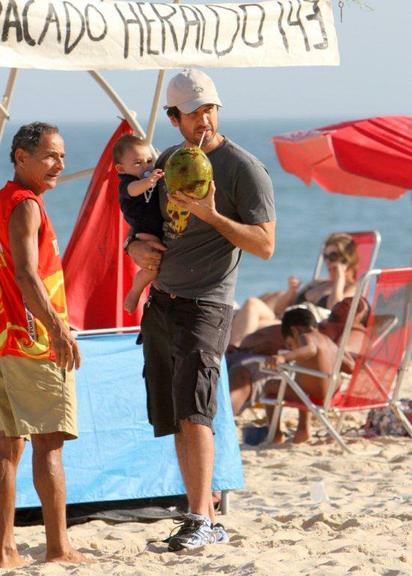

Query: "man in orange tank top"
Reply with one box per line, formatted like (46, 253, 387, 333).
(0, 123, 88, 567)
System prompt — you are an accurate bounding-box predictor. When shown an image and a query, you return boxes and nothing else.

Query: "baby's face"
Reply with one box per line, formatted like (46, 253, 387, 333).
(118, 144, 153, 178)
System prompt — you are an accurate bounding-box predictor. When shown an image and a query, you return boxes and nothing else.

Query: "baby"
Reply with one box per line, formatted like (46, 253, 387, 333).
(113, 134, 164, 313)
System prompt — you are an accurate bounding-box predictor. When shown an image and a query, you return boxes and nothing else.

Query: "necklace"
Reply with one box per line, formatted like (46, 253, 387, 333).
(143, 170, 154, 203)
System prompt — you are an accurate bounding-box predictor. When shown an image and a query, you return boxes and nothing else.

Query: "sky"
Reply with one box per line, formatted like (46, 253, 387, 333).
(0, 0, 411, 123)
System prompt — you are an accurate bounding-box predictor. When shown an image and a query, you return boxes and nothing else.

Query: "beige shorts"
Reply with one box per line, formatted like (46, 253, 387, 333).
(0, 356, 78, 439)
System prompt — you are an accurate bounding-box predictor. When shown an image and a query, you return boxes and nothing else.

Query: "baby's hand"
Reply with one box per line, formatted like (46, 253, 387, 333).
(287, 276, 300, 291)
(144, 168, 164, 185)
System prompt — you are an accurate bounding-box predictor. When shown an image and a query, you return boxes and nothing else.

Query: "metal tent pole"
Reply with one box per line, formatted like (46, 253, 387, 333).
(145, 70, 165, 147)
(88, 71, 146, 137)
(145, 0, 180, 147)
(59, 167, 95, 184)
(0, 68, 18, 146)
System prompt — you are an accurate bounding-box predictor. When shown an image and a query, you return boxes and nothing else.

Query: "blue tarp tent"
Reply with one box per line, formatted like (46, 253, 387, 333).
(16, 334, 243, 508)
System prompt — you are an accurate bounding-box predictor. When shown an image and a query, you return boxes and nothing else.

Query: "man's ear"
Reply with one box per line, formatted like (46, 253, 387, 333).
(114, 162, 123, 174)
(291, 326, 300, 339)
(169, 115, 179, 128)
(14, 148, 28, 167)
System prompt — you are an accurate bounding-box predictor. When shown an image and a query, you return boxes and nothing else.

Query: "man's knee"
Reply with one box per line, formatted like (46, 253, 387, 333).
(244, 297, 259, 310)
(0, 432, 25, 464)
(31, 432, 65, 456)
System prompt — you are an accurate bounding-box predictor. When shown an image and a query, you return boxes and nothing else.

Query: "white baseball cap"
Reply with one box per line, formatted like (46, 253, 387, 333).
(164, 69, 222, 114)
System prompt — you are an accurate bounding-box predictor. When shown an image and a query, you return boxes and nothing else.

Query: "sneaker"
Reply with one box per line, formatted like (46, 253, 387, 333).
(213, 523, 229, 544)
(167, 513, 216, 551)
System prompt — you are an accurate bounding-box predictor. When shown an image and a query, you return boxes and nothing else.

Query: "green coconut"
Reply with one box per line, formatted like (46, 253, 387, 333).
(164, 146, 213, 199)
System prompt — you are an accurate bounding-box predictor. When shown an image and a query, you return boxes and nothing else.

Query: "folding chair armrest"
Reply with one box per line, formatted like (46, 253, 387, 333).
(256, 362, 339, 414)
(279, 363, 332, 380)
(241, 356, 294, 377)
(269, 364, 340, 410)
(240, 354, 270, 365)
(239, 356, 331, 382)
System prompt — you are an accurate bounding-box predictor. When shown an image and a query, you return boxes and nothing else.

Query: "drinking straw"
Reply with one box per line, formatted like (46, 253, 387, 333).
(198, 130, 207, 148)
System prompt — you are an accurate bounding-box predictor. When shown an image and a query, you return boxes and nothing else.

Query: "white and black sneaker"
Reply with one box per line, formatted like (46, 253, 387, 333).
(167, 513, 218, 551)
(213, 522, 229, 544)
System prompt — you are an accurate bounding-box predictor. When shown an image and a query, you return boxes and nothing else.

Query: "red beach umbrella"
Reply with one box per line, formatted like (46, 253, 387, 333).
(273, 116, 412, 200)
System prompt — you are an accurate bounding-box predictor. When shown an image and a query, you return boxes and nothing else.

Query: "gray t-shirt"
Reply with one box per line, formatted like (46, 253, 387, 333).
(155, 137, 275, 304)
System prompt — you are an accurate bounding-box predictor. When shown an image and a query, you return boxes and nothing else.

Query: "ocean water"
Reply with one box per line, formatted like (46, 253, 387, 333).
(0, 118, 410, 305)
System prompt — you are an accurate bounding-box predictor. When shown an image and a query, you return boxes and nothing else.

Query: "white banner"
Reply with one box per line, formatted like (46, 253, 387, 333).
(0, 0, 339, 71)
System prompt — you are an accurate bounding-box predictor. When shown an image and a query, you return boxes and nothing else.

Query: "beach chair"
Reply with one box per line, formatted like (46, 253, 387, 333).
(313, 230, 381, 285)
(242, 230, 381, 415)
(262, 267, 412, 453)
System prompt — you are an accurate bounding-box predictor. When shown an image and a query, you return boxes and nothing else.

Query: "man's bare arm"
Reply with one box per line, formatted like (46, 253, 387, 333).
(170, 182, 275, 260)
(240, 324, 284, 355)
(9, 200, 80, 370)
(283, 341, 318, 363)
(265, 337, 318, 370)
(209, 216, 274, 260)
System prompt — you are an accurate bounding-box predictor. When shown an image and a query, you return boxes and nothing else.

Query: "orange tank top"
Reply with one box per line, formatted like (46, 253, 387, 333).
(0, 181, 68, 360)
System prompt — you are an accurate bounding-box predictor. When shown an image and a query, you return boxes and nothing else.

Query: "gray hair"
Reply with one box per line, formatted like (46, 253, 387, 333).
(10, 122, 59, 165)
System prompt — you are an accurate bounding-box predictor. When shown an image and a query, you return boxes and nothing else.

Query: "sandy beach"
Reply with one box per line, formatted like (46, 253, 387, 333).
(4, 368, 412, 576)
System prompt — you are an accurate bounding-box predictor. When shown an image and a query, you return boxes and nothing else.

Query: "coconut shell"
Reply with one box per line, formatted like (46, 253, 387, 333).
(164, 147, 213, 199)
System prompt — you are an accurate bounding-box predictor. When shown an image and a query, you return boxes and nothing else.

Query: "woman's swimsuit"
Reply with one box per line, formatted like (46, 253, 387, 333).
(295, 285, 329, 309)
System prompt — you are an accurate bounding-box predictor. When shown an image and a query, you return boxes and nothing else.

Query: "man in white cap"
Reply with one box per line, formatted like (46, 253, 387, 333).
(127, 69, 276, 551)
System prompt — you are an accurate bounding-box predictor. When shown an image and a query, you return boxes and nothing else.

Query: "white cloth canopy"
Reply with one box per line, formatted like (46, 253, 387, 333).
(0, 0, 339, 71)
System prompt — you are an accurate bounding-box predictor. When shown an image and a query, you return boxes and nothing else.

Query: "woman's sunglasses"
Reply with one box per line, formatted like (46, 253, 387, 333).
(323, 251, 346, 263)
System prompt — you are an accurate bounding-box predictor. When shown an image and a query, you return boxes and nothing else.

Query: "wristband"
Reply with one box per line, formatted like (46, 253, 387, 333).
(123, 234, 139, 254)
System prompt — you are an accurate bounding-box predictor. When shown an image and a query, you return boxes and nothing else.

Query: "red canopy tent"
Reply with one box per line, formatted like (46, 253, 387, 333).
(62, 120, 148, 330)
(273, 116, 412, 199)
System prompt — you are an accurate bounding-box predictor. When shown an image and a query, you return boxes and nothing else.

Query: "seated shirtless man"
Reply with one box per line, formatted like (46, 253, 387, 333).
(264, 308, 338, 444)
